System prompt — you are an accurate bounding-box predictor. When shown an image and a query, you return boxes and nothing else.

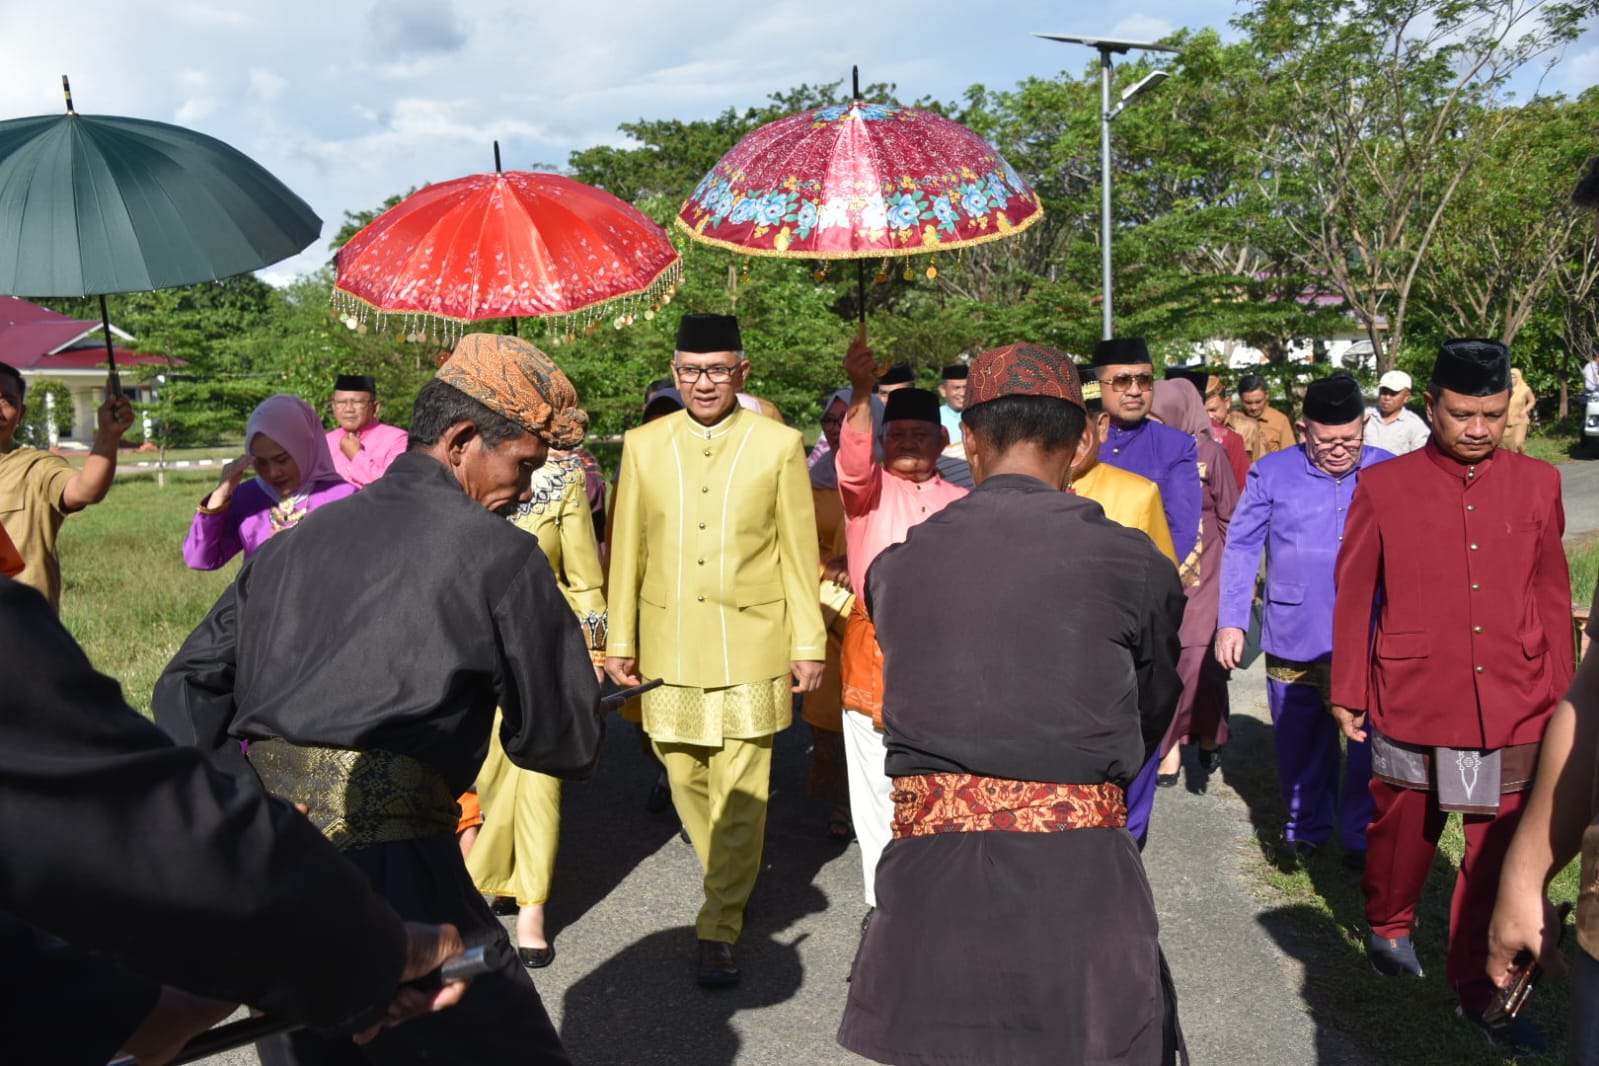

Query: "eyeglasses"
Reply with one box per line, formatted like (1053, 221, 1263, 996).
(1306, 432, 1362, 453)
(821, 415, 845, 427)
(1103, 372, 1155, 392)
(331, 399, 372, 408)
(673, 364, 741, 384)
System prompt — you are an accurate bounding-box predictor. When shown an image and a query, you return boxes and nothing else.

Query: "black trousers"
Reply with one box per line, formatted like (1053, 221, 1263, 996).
(257, 835, 569, 1066)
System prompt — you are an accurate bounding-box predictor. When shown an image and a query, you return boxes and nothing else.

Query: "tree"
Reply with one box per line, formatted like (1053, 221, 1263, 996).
(1234, 0, 1599, 372)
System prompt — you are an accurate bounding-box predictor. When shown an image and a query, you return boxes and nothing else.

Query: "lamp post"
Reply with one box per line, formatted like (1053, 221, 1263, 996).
(1035, 34, 1178, 340)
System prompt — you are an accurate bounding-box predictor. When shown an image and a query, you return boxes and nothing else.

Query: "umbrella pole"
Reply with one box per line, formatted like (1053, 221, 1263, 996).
(510, 316, 519, 338)
(99, 295, 122, 399)
(856, 260, 867, 344)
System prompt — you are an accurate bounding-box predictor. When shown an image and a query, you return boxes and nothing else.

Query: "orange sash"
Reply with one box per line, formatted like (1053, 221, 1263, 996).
(841, 597, 886, 728)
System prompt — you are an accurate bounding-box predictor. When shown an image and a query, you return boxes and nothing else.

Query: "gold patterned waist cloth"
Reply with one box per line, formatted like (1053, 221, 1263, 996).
(247, 739, 460, 851)
(891, 773, 1126, 840)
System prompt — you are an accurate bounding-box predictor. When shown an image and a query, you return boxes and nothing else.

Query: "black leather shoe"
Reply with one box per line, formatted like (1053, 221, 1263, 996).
(696, 939, 740, 988)
(1274, 838, 1320, 865)
(1196, 746, 1224, 772)
(1156, 772, 1180, 789)
(518, 945, 555, 969)
(1458, 1006, 1549, 1054)
(1368, 932, 1424, 976)
(645, 775, 672, 814)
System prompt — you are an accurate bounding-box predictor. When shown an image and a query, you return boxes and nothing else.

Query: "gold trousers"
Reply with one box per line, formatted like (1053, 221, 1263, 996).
(466, 716, 561, 907)
(653, 733, 773, 943)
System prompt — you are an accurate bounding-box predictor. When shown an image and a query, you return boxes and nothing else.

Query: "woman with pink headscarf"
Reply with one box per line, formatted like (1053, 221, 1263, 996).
(1150, 378, 1240, 788)
(183, 394, 357, 570)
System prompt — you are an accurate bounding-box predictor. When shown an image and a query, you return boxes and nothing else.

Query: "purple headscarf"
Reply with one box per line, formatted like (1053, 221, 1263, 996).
(245, 394, 343, 498)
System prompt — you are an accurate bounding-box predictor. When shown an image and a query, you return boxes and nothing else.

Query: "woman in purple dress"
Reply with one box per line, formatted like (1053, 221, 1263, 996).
(1151, 379, 1239, 787)
(183, 394, 357, 570)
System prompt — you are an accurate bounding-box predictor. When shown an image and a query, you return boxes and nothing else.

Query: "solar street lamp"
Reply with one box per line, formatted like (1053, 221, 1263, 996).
(1034, 34, 1178, 339)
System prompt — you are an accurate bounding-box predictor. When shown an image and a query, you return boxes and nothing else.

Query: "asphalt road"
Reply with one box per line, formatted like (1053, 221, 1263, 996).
(190, 450, 1599, 1066)
(194, 667, 1351, 1066)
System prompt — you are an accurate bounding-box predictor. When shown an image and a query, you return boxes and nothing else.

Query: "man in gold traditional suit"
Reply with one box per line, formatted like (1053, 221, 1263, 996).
(606, 312, 826, 988)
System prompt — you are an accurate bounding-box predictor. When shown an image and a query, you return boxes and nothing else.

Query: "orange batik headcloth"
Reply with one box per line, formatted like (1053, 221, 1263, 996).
(436, 333, 588, 450)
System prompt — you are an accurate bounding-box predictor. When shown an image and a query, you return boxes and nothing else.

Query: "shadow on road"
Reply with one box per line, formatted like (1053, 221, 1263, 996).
(557, 719, 839, 1066)
(1224, 714, 1572, 1064)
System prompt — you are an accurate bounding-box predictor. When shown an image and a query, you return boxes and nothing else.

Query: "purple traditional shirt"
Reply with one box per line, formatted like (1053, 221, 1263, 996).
(183, 477, 356, 570)
(1099, 419, 1201, 561)
(1217, 443, 1393, 662)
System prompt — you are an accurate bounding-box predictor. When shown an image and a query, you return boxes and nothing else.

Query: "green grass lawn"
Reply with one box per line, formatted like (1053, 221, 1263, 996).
(57, 473, 237, 714)
(1230, 539, 1599, 1066)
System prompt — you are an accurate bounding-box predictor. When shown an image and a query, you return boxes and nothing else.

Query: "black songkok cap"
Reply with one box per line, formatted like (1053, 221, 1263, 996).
(1301, 375, 1364, 425)
(1430, 338, 1511, 397)
(1163, 365, 1207, 400)
(676, 312, 743, 354)
(878, 362, 914, 386)
(1090, 337, 1151, 367)
(1077, 365, 1103, 412)
(940, 364, 969, 381)
(882, 387, 941, 426)
(334, 373, 376, 394)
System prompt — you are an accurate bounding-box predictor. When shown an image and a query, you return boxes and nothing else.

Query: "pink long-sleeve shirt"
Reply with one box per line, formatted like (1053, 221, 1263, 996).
(326, 421, 410, 488)
(838, 419, 967, 594)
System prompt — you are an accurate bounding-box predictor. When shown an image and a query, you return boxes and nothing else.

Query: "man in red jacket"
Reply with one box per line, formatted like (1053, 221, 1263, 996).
(1330, 338, 1573, 1052)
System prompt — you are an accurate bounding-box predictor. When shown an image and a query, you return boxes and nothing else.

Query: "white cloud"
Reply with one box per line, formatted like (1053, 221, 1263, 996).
(249, 69, 288, 103)
(0, 0, 1591, 288)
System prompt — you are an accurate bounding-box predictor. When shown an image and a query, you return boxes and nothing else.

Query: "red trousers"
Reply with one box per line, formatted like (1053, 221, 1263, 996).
(1362, 780, 1527, 1012)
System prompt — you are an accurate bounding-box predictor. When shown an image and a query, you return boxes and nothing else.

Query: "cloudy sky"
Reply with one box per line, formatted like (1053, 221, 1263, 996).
(3, 1, 1594, 284)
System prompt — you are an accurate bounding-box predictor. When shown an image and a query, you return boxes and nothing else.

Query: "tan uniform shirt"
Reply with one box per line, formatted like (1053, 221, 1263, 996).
(0, 446, 76, 613)
(1228, 405, 1296, 463)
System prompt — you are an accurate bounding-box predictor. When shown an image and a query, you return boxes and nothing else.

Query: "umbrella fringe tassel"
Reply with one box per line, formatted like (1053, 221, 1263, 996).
(328, 260, 683, 350)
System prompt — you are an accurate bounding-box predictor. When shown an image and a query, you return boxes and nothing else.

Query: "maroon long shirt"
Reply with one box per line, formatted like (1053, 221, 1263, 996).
(1330, 441, 1573, 749)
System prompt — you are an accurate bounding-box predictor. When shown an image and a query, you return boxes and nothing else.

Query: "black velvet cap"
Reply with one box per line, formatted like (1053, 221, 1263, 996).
(1430, 338, 1511, 397)
(1077, 365, 1103, 411)
(940, 364, 969, 381)
(642, 387, 684, 422)
(676, 312, 743, 353)
(1301, 374, 1364, 425)
(882, 387, 941, 426)
(1090, 337, 1151, 367)
(334, 373, 376, 394)
(878, 363, 914, 386)
(1163, 365, 1207, 400)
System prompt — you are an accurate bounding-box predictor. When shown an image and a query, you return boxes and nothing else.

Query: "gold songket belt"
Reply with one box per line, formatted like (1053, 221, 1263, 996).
(891, 773, 1126, 840)
(247, 739, 460, 852)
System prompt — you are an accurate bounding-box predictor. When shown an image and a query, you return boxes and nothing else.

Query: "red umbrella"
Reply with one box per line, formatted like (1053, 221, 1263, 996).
(675, 74, 1041, 349)
(677, 100, 1042, 260)
(334, 148, 680, 344)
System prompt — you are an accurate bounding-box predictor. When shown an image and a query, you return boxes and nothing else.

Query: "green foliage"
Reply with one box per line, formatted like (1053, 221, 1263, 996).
(17, 377, 72, 446)
(31, 4, 1593, 449)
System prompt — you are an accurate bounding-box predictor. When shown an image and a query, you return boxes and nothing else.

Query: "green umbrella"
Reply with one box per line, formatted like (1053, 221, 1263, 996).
(0, 78, 322, 393)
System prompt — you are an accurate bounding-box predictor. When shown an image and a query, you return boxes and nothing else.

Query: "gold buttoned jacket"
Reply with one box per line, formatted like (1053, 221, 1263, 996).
(607, 408, 825, 689)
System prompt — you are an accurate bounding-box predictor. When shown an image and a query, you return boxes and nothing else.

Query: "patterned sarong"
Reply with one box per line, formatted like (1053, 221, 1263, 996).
(891, 773, 1126, 839)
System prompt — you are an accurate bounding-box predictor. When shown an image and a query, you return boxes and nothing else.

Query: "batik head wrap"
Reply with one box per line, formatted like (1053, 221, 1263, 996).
(436, 333, 587, 449)
(967, 343, 1084, 409)
(246, 394, 342, 498)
